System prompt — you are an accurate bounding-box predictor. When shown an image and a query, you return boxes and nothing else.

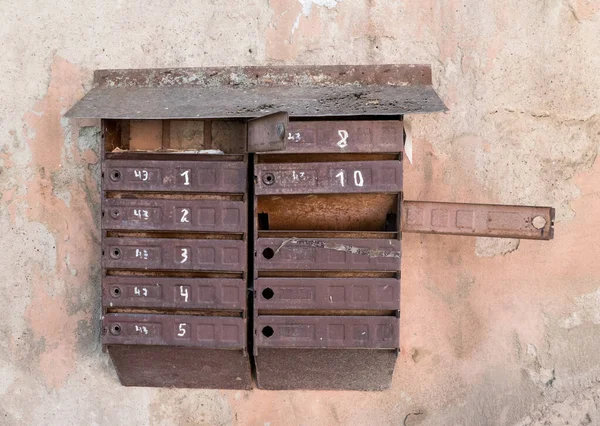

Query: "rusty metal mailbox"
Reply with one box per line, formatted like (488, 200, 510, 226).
(66, 65, 554, 390)
(252, 119, 404, 390)
(89, 113, 252, 388)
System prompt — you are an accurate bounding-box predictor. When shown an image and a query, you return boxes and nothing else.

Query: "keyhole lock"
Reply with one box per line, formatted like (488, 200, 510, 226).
(109, 170, 122, 181)
(263, 173, 275, 185)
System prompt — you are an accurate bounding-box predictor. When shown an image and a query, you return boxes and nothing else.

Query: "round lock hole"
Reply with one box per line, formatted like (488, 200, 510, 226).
(262, 326, 274, 337)
(110, 287, 121, 298)
(110, 209, 120, 219)
(110, 248, 121, 259)
(262, 288, 274, 300)
(262, 173, 275, 185)
(262, 248, 275, 259)
(109, 170, 122, 181)
(110, 324, 122, 335)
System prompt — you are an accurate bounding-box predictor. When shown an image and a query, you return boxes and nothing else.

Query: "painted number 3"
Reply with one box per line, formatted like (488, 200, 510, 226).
(335, 170, 364, 187)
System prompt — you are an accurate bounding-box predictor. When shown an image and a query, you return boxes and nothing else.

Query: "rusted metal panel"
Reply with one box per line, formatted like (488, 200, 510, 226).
(255, 278, 399, 310)
(255, 161, 402, 195)
(255, 316, 399, 348)
(108, 345, 252, 389)
(247, 112, 289, 152)
(283, 120, 403, 153)
(255, 348, 396, 390)
(255, 237, 400, 271)
(102, 198, 246, 233)
(104, 159, 246, 193)
(402, 201, 555, 240)
(65, 65, 446, 119)
(103, 276, 245, 310)
(103, 238, 246, 271)
(102, 313, 245, 348)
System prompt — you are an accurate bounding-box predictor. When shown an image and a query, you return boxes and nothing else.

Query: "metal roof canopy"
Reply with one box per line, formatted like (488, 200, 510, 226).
(65, 65, 446, 119)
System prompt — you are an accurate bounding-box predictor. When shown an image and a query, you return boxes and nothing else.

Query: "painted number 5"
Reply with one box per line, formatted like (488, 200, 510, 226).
(178, 323, 187, 337)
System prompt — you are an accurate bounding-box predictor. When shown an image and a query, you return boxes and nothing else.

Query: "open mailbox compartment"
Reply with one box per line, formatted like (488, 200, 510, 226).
(66, 65, 553, 390)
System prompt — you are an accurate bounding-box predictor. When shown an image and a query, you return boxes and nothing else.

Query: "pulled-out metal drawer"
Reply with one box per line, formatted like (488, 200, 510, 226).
(255, 316, 399, 348)
(255, 161, 402, 195)
(283, 121, 403, 153)
(255, 278, 399, 310)
(103, 238, 246, 271)
(102, 198, 246, 233)
(255, 238, 400, 271)
(104, 160, 246, 193)
(103, 313, 245, 348)
(103, 276, 245, 310)
(402, 201, 555, 240)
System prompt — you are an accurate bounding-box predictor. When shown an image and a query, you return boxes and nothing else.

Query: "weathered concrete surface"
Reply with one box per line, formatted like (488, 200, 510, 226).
(0, 1, 599, 424)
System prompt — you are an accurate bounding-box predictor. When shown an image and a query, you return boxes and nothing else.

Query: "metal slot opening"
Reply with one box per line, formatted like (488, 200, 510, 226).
(256, 153, 400, 164)
(105, 192, 244, 201)
(257, 309, 398, 317)
(257, 231, 398, 239)
(106, 307, 244, 317)
(105, 231, 244, 240)
(258, 271, 399, 279)
(257, 194, 399, 232)
(106, 269, 243, 279)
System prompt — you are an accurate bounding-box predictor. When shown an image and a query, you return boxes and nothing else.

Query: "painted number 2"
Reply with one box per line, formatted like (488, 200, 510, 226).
(180, 208, 190, 223)
(335, 170, 364, 187)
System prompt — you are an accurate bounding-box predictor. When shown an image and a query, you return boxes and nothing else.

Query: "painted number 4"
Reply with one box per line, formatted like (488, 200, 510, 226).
(335, 170, 364, 187)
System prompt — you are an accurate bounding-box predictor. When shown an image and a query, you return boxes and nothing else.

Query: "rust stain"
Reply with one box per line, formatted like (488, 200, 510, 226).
(16, 55, 98, 388)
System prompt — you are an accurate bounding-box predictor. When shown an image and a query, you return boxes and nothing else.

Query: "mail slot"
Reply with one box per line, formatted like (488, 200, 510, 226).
(103, 238, 247, 271)
(103, 276, 245, 310)
(255, 161, 402, 195)
(104, 159, 247, 193)
(103, 199, 246, 233)
(255, 278, 400, 310)
(255, 238, 401, 271)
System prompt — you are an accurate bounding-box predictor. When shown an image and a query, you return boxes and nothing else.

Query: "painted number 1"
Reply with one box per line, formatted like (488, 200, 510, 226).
(335, 170, 364, 187)
(180, 170, 190, 186)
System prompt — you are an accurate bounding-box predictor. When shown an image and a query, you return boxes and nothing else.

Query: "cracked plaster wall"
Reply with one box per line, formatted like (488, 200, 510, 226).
(0, 0, 599, 425)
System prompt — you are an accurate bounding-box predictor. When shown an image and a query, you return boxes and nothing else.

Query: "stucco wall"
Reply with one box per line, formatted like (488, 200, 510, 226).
(1, 1, 599, 425)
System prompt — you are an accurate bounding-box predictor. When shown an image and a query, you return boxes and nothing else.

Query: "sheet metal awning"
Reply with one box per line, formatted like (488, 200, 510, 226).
(65, 65, 446, 119)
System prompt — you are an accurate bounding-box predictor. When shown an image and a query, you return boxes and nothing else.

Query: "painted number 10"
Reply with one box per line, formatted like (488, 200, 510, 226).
(335, 170, 364, 187)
